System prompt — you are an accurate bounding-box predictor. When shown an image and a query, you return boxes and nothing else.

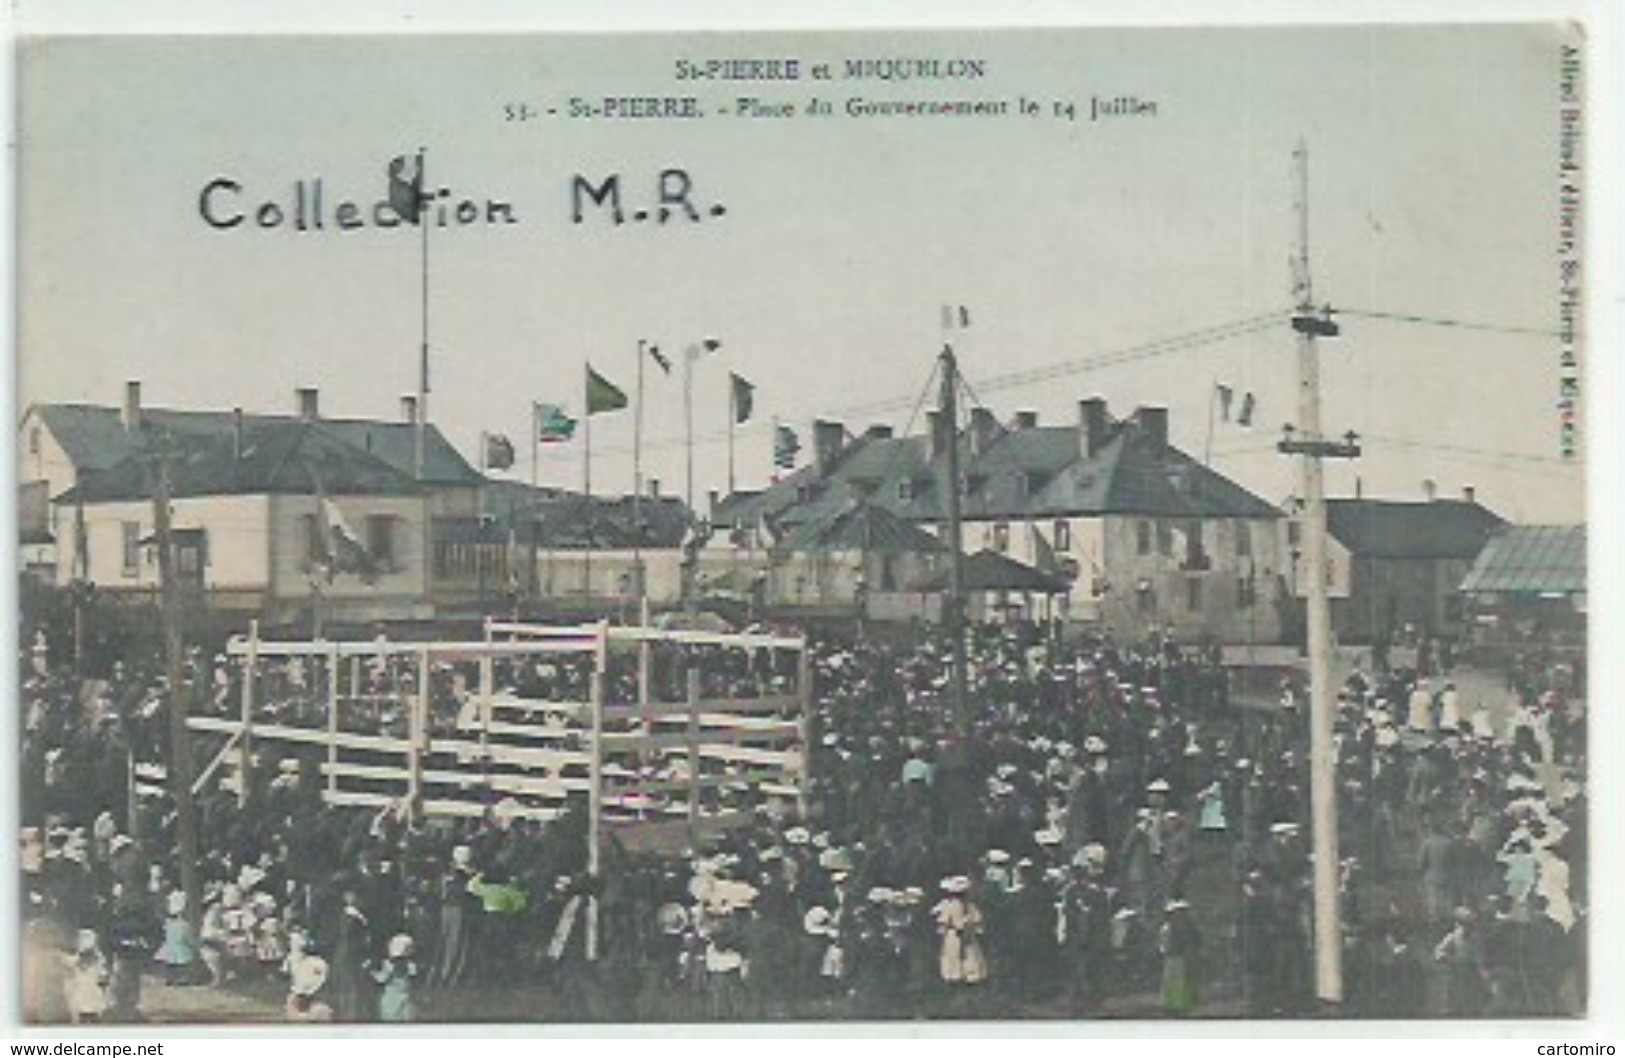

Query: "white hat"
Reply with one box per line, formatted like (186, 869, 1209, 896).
(803, 906, 833, 935)
(387, 933, 414, 959)
(986, 849, 1011, 864)
(1034, 829, 1062, 847)
(1270, 821, 1301, 835)
(941, 875, 971, 894)
(76, 929, 99, 953)
(1084, 736, 1107, 754)
(867, 886, 894, 904)
(452, 845, 473, 868)
(290, 956, 329, 997)
(1165, 899, 1191, 911)
(167, 890, 188, 916)
(1147, 778, 1171, 794)
(785, 827, 810, 845)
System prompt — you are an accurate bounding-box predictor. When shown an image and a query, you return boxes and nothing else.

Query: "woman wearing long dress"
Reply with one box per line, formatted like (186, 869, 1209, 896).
(932, 877, 988, 987)
(1158, 900, 1202, 1015)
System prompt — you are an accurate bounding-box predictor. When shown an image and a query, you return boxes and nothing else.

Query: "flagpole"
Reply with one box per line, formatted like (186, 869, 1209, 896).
(727, 376, 736, 496)
(1204, 380, 1218, 468)
(584, 368, 594, 614)
(415, 146, 429, 483)
(634, 340, 646, 605)
(531, 403, 540, 490)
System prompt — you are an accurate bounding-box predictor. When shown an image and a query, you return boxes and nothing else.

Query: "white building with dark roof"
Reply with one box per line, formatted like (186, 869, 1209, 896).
(715, 398, 1289, 642)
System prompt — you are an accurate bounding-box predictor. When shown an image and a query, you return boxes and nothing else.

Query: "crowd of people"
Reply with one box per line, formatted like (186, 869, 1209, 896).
(19, 615, 1588, 1023)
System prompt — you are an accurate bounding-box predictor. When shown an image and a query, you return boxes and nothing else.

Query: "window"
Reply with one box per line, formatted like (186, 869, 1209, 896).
(966, 474, 988, 496)
(1136, 582, 1155, 613)
(992, 522, 1010, 552)
(1287, 520, 1302, 546)
(1054, 519, 1071, 551)
(1157, 520, 1174, 556)
(897, 479, 915, 502)
(121, 522, 141, 577)
(1137, 520, 1152, 555)
(1238, 576, 1256, 609)
(1184, 522, 1208, 570)
(1187, 577, 1204, 611)
(28, 426, 41, 456)
(367, 515, 398, 569)
(176, 533, 208, 577)
(303, 514, 324, 566)
(1235, 523, 1252, 558)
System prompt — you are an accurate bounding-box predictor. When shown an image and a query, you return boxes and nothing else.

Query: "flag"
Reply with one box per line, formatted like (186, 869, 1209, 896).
(647, 344, 672, 375)
(321, 498, 377, 582)
(942, 304, 971, 330)
(388, 152, 426, 224)
(1237, 392, 1256, 428)
(484, 433, 516, 471)
(1216, 382, 1234, 422)
(773, 424, 800, 469)
(536, 403, 577, 443)
(586, 366, 628, 415)
(1032, 526, 1061, 574)
(730, 373, 755, 425)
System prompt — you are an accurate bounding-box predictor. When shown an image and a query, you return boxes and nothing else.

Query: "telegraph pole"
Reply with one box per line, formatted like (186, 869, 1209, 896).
(148, 437, 202, 936)
(937, 345, 969, 730)
(1278, 140, 1359, 1005)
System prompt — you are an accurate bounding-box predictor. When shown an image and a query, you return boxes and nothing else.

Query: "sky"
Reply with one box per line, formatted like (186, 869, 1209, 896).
(16, 24, 1589, 522)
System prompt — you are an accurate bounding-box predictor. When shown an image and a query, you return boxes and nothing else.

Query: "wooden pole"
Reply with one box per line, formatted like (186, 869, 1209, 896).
(327, 643, 340, 803)
(586, 621, 607, 961)
(796, 641, 812, 821)
(238, 619, 258, 809)
(685, 664, 702, 843)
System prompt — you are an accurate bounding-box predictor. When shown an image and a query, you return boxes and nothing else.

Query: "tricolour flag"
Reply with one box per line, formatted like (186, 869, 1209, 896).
(586, 366, 629, 415)
(730, 373, 755, 425)
(942, 304, 971, 330)
(647, 344, 672, 375)
(773, 424, 801, 469)
(484, 433, 516, 471)
(1216, 383, 1235, 423)
(536, 403, 577, 443)
(387, 152, 426, 225)
(320, 498, 377, 582)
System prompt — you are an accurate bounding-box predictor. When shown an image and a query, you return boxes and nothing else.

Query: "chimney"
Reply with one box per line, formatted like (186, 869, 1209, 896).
(1462, 484, 1476, 505)
(1423, 478, 1437, 502)
(121, 380, 142, 431)
(296, 387, 320, 421)
(400, 394, 419, 424)
(1136, 406, 1169, 455)
(813, 419, 845, 475)
(864, 424, 893, 441)
(708, 488, 720, 517)
(1014, 410, 1038, 431)
(1078, 397, 1108, 458)
(925, 410, 944, 461)
(649, 477, 661, 498)
(968, 407, 998, 454)
(231, 407, 244, 461)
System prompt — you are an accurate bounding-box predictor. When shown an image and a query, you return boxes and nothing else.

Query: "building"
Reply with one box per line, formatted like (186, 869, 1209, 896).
(1301, 490, 1507, 644)
(20, 383, 482, 586)
(52, 414, 437, 628)
(715, 399, 1288, 643)
(1458, 523, 1586, 653)
(432, 480, 695, 615)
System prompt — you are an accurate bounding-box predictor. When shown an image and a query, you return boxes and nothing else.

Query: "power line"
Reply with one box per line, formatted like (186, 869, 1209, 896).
(593, 312, 1286, 459)
(1336, 307, 1565, 339)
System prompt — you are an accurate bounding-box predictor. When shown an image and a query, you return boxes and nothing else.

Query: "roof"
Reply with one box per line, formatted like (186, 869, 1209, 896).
(716, 408, 1280, 530)
(1459, 525, 1586, 596)
(440, 483, 694, 550)
(776, 502, 946, 554)
(57, 419, 425, 502)
(920, 549, 1068, 594)
(33, 403, 480, 487)
(1325, 499, 1506, 560)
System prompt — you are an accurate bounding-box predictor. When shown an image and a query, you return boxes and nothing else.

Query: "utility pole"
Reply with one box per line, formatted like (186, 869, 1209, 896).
(1277, 140, 1359, 1006)
(937, 345, 969, 730)
(148, 437, 202, 937)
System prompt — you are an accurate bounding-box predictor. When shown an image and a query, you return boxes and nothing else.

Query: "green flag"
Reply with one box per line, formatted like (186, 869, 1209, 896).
(586, 366, 628, 415)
